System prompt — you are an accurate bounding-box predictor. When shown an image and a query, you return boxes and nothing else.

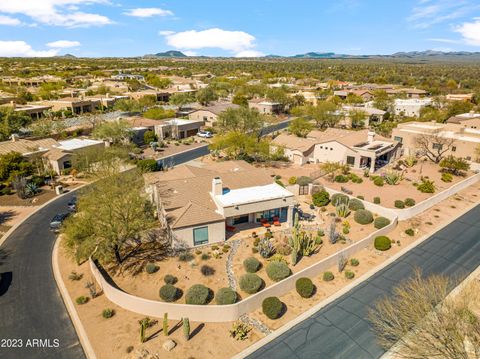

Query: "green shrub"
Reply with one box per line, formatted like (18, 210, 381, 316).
(296, 176, 313, 186)
(354, 209, 374, 225)
(349, 173, 363, 183)
(394, 200, 405, 209)
(312, 190, 330, 207)
(185, 284, 210, 305)
(350, 258, 359, 266)
(331, 193, 349, 206)
(102, 308, 114, 319)
(215, 287, 237, 305)
(374, 216, 391, 229)
(441, 172, 453, 182)
(323, 271, 334, 281)
(345, 270, 355, 279)
(373, 196, 381, 204)
(200, 265, 215, 276)
(348, 198, 365, 211)
(178, 252, 194, 262)
(262, 297, 283, 320)
(201, 253, 210, 260)
(404, 198, 416, 207)
(243, 257, 261, 273)
(373, 177, 384, 187)
(417, 178, 435, 193)
(164, 274, 178, 285)
(295, 278, 314, 298)
(374, 236, 392, 251)
(334, 174, 349, 183)
(145, 262, 159, 274)
(288, 176, 297, 185)
(76, 296, 88, 305)
(405, 228, 415, 236)
(266, 261, 291, 282)
(239, 273, 263, 294)
(159, 284, 180, 302)
(137, 159, 158, 172)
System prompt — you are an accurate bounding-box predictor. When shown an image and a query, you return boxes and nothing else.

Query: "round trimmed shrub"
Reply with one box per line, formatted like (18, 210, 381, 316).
(262, 297, 283, 320)
(331, 193, 349, 206)
(350, 258, 359, 266)
(76, 296, 88, 305)
(323, 271, 334, 281)
(266, 261, 291, 282)
(159, 284, 179, 302)
(239, 273, 263, 294)
(164, 274, 178, 285)
(145, 262, 159, 274)
(373, 196, 381, 204)
(354, 209, 374, 225)
(374, 236, 392, 251)
(373, 177, 384, 186)
(374, 216, 391, 229)
(243, 257, 261, 273)
(312, 190, 330, 207)
(405, 228, 415, 236)
(394, 200, 405, 209)
(215, 287, 237, 305)
(296, 278, 314, 298)
(404, 198, 416, 207)
(345, 270, 355, 279)
(185, 284, 210, 305)
(348, 198, 365, 211)
(335, 175, 349, 183)
(441, 173, 453, 182)
(200, 265, 215, 276)
(297, 176, 313, 186)
(102, 308, 114, 319)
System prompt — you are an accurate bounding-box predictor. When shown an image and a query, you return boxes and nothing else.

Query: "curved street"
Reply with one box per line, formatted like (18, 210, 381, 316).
(247, 204, 480, 359)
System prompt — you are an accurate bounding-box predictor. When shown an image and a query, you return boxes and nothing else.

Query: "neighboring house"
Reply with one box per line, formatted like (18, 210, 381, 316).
(271, 128, 400, 172)
(339, 105, 386, 128)
(155, 118, 204, 140)
(333, 89, 374, 101)
(0, 135, 104, 174)
(1, 102, 52, 119)
(446, 94, 474, 102)
(84, 94, 129, 109)
(127, 90, 171, 103)
(248, 98, 283, 114)
(39, 97, 95, 114)
(188, 102, 240, 127)
(392, 121, 480, 160)
(393, 98, 432, 117)
(447, 113, 480, 129)
(145, 160, 295, 247)
(293, 91, 321, 106)
(386, 88, 428, 98)
(111, 73, 145, 81)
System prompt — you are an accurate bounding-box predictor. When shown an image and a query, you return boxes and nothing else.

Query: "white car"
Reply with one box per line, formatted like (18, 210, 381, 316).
(197, 131, 213, 138)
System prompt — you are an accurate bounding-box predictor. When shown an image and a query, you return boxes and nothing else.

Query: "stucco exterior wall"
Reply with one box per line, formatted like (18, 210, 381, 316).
(172, 220, 226, 247)
(188, 110, 217, 127)
(221, 195, 295, 218)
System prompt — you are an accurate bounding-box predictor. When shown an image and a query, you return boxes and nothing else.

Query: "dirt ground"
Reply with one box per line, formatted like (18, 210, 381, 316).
(58, 181, 480, 359)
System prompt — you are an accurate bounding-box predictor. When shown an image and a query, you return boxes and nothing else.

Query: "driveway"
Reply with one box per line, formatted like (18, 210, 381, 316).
(247, 204, 480, 359)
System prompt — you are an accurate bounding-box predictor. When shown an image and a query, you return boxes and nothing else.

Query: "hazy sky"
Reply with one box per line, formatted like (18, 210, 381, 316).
(0, 0, 480, 57)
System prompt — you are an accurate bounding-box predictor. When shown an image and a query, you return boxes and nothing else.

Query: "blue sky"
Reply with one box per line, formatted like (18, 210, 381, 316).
(0, 0, 480, 57)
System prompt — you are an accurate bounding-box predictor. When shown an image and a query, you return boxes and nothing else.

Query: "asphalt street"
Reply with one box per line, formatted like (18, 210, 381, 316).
(248, 204, 480, 359)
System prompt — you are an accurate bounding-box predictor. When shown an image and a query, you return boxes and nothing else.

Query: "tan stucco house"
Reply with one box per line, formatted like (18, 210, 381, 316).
(188, 103, 240, 127)
(248, 99, 283, 114)
(146, 161, 295, 248)
(272, 128, 400, 172)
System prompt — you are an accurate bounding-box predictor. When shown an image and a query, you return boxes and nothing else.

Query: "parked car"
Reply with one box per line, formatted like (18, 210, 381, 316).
(49, 213, 70, 232)
(197, 131, 213, 138)
(67, 197, 77, 211)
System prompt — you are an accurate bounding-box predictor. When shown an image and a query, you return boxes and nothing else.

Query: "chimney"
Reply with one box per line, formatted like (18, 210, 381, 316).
(212, 177, 223, 196)
(11, 134, 19, 142)
(367, 131, 375, 143)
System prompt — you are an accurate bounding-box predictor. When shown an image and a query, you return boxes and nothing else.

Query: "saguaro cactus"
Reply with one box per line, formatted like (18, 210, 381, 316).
(163, 313, 168, 336)
(183, 317, 190, 340)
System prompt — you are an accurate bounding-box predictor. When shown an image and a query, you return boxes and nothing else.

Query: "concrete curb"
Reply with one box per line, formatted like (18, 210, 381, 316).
(52, 236, 97, 359)
(0, 184, 86, 248)
(233, 199, 480, 359)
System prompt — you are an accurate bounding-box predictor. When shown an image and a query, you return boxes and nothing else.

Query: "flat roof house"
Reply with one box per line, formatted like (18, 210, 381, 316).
(155, 118, 204, 140)
(40, 97, 95, 114)
(391, 121, 480, 160)
(146, 161, 296, 248)
(446, 94, 474, 102)
(272, 128, 400, 172)
(394, 98, 432, 117)
(447, 112, 480, 129)
(1, 101, 52, 119)
(188, 102, 240, 127)
(248, 99, 283, 114)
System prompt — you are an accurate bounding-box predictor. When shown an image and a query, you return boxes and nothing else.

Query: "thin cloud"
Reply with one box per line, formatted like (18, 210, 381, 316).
(407, 0, 478, 29)
(124, 8, 173, 18)
(0, 0, 112, 27)
(0, 40, 58, 57)
(46, 40, 81, 48)
(455, 18, 480, 46)
(0, 14, 21, 26)
(160, 28, 262, 57)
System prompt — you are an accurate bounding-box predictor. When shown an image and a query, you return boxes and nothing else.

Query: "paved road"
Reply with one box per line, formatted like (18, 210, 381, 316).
(0, 192, 85, 359)
(248, 204, 480, 359)
(156, 144, 210, 167)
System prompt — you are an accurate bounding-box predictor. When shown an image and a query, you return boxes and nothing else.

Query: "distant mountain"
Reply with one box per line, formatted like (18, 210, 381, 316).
(291, 52, 339, 58)
(152, 50, 187, 58)
(265, 54, 283, 58)
(390, 50, 480, 59)
(59, 53, 76, 58)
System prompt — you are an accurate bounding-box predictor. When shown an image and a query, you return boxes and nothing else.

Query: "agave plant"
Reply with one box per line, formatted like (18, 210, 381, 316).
(257, 237, 275, 258)
(24, 182, 38, 197)
(404, 155, 417, 168)
(384, 170, 403, 185)
(335, 203, 351, 218)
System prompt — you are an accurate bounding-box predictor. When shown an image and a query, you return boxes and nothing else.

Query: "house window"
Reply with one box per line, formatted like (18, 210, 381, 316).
(63, 160, 72, 169)
(346, 156, 355, 166)
(330, 147, 333, 150)
(394, 136, 403, 143)
(299, 185, 309, 195)
(452, 146, 456, 152)
(203, 116, 207, 121)
(193, 226, 209, 246)
(432, 143, 443, 150)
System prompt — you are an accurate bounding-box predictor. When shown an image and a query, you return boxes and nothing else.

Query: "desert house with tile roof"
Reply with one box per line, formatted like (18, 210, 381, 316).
(391, 121, 480, 160)
(145, 161, 295, 248)
(0, 135, 104, 174)
(271, 128, 400, 172)
(188, 102, 240, 127)
(248, 98, 283, 115)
